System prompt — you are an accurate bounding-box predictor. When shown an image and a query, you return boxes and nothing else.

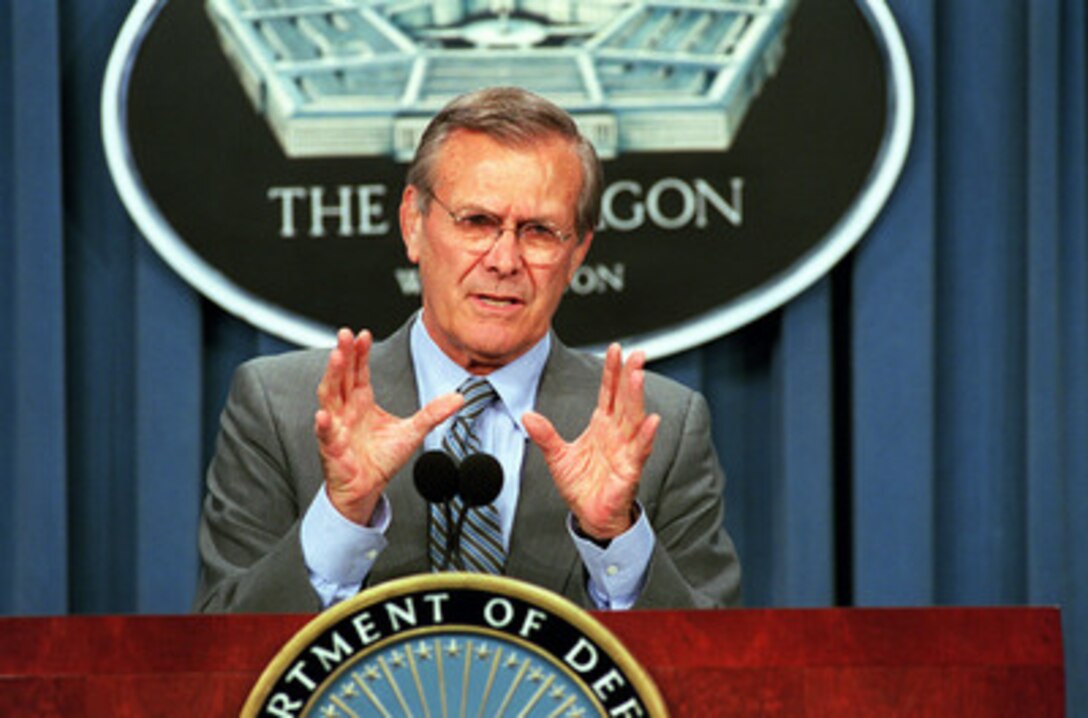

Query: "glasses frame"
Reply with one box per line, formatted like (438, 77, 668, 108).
(422, 188, 575, 264)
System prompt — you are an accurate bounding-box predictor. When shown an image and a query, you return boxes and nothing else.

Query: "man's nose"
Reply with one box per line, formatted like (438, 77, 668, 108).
(482, 226, 522, 273)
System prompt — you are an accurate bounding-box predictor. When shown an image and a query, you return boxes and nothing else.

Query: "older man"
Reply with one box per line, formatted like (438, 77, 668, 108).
(195, 87, 740, 612)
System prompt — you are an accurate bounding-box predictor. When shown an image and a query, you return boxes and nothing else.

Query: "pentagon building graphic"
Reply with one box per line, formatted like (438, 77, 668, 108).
(205, 0, 798, 160)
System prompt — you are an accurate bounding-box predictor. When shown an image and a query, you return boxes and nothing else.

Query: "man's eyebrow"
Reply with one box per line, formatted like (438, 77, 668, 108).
(455, 202, 559, 224)
(458, 203, 498, 215)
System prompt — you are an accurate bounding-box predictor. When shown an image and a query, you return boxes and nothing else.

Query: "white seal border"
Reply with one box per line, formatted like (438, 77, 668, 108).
(102, 0, 914, 359)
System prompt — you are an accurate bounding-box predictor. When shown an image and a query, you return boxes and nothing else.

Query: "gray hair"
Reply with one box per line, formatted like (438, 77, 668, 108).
(406, 87, 603, 240)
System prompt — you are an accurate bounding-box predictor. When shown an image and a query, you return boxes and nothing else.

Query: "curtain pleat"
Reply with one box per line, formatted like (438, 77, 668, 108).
(134, 243, 203, 609)
(852, 0, 939, 607)
(3, 0, 68, 615)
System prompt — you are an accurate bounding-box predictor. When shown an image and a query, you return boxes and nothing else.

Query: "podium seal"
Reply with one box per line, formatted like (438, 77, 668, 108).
(242, 574, 668, 717)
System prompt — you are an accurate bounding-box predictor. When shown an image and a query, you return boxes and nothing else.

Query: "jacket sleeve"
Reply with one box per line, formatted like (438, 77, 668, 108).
(635, 389, 742, 609)
(193, 358, 324, 613)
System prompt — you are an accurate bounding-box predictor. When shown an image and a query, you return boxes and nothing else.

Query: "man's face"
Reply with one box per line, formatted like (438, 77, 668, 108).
(400, 130, 593, 373)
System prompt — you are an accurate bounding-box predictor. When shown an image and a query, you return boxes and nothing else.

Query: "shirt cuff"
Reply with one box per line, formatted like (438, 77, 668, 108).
(301, 487, 390, 588)
(568, 504, 654, 610)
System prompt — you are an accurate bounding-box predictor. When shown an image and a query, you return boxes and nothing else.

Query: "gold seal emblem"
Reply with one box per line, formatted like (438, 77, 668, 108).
(243, 574, 667, 717)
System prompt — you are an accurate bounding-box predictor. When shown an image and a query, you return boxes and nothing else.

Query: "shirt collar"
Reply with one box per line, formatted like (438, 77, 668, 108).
(409, 312, 550, 434)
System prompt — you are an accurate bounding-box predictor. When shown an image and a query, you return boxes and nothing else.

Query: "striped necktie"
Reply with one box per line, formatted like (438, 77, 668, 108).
(429, 377, 505, 574)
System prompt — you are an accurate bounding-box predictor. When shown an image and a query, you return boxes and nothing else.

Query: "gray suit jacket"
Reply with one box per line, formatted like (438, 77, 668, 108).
(195, 323, 741, 612)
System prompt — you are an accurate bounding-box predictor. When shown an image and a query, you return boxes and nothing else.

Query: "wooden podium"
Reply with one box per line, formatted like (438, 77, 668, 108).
(0, 607, 1064, 716)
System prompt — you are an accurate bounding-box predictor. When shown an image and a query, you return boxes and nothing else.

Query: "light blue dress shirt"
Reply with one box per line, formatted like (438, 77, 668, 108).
(301, 314, 654, 608)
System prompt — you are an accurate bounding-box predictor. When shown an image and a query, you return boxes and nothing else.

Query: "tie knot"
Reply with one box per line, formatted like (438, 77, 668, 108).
(456, 377, 497, 423)
(443, 377, 496, 462)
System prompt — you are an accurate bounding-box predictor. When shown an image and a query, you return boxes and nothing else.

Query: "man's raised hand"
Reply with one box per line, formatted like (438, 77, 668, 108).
(522, 344, 660, 541)
(314, 329, 463, 525)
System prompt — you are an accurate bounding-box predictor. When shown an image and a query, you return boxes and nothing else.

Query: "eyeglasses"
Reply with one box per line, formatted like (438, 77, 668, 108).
(424, 189, 575, 265)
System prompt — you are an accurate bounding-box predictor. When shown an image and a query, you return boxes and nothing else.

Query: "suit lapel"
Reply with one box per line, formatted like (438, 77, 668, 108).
(506, 338, 600, 597)
(367, 323, 431, 582)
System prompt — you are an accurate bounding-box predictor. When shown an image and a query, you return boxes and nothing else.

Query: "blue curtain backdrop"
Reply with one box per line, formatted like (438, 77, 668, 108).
(2, 0, 1085, 712)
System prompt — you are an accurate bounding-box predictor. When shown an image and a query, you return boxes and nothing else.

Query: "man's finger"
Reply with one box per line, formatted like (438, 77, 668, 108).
(410, 391, 465, 438)
(597, 343, 622, 413)
(616, 350, 647, 435)
(314, 409, 346, 456)
(336, 328, 357, 399)
(352, 330, 373, 396)
(314, 409, 331, 438)
(522, 410, 564, 457)
(317, 348, 347, 409)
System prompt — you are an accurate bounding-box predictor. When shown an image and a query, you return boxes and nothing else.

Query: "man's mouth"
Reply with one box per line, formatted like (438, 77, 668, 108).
(474, 293, 522, 307)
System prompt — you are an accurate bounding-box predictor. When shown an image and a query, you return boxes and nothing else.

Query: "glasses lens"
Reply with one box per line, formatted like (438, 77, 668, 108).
(458, 213, 500, 238)
(517, 224, 564, 263)
(437, 193, 570, 264)
(453, 213, 503, 251)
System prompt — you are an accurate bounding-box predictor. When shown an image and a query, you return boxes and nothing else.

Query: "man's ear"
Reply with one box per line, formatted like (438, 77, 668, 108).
(399, 185, 423, 264)
(566, 231, 594, 283)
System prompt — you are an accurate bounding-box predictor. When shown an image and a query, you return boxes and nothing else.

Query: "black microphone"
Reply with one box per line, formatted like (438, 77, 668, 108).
(449, 453, 504, 569)
(458, 453, 503, 507)
(413, 451, 459, 569)
(413, 450, 459, 503)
